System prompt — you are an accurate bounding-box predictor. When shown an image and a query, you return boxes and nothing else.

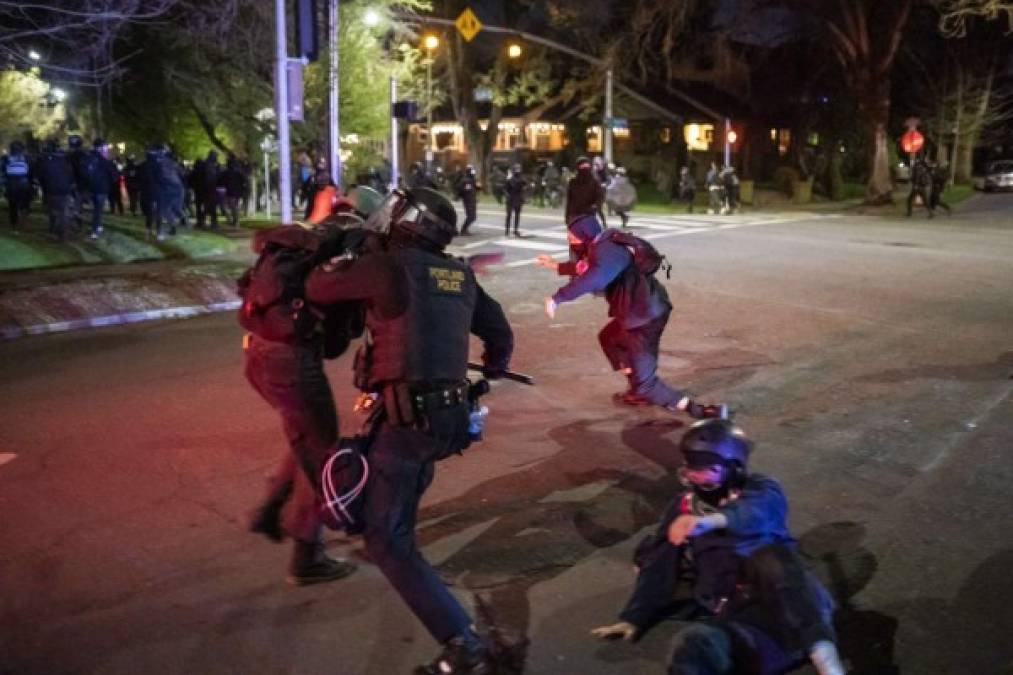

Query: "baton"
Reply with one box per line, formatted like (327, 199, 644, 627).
(467, 361, 535, 385)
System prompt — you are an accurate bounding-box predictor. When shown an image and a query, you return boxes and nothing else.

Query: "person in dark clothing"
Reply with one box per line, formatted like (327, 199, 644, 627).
(67, 135, 89, 231)
(124, 155, 142, 215)
(35, 140, 75, 241)
(455, 164, 478, 235)
(85, 138, 117, 239)
(302, 158, 334, 220)
(305, 187, 514, 675)
(408, 161, 437, 190)
(219, 154, 248, 228)
(3, 141, 32, 231)
(138, 147, 162, 237)
(591, 420, 845, 675)
(679, 166, 696, 213)
(196, 150, 222, 229)
(537, 215, 726, 419)
(155, 148, 188, 239)
(504, 164, 526, 237)
(564, 156, 606, 227)
(706, 162, 725, 215)
(722, 166, 740, 214)
(907, 157, 934, 218)
(928, 160, 951, 215)
(108, 159, 125, 215)
(242, 217, 375, 586)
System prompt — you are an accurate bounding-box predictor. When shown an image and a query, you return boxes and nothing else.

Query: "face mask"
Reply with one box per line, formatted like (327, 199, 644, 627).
(570, 243, 588, 259)
(694, 481, 731, 508)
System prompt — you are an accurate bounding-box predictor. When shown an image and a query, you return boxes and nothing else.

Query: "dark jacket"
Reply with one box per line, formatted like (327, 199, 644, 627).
(620, 474, 796, 626)
(304, 244, 513, 387)
(85, 151, 117, 194)
(35, 152, 74, 197)
(552, 223, 671, 329)
(219, 164, 247, 198)
(565, 170, 604, 224)
(456, 174, 478, 202)
(504, 173, 526, 205)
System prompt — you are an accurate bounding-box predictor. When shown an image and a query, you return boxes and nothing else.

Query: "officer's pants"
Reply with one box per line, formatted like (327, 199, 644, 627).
(244, 337, 337, 542)
(461, 195, 476, 233)
(363, 422, 472, 643)
(90, 193, 107, 234)
(45, 194, 70, 240)
(6, 180, 31, 228)
(505, 200, 522, 234)
(599, 311, 684, 408)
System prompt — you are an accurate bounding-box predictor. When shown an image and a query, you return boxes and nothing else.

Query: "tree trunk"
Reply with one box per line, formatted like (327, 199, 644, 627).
(955, 63, 996, 183)
(858, 76, 893, 203)
(950, 65, 965, 184)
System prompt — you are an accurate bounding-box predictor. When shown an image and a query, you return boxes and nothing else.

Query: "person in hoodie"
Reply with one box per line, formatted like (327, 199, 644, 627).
(535, 214, 726, 419)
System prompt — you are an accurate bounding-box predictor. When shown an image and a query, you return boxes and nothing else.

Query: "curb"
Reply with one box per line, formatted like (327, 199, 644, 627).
(0, 300, 241, 340)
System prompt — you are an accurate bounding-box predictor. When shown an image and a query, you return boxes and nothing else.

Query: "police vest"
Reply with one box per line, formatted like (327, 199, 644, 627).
(5, 155, 29, 179)
(367, 248, 477, 385)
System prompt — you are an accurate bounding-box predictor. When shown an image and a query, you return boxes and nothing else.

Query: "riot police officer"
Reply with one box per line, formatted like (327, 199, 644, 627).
(3, 141, 32, 230)
(242, 191, 382, 585)
(455, 165, 478, 235)
(305, 187, 514, 674)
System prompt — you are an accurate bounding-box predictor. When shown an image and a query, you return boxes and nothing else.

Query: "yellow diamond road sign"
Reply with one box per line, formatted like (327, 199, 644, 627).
(455, 7, 482, 42)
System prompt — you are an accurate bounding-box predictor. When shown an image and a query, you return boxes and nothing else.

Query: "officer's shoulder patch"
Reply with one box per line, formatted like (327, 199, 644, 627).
(427, 265, 466, 295)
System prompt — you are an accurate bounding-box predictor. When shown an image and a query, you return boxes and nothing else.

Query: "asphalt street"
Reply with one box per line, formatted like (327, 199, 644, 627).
(2, 195, 1012, 675)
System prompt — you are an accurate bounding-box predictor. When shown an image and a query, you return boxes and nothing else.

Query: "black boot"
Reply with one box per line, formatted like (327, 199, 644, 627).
(248, 502, 285, 543)
(287, 541, 356, 586)
(415, 633, 492, 675)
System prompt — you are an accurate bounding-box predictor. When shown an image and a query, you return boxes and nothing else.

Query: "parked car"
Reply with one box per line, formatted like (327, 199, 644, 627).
(980, 160, 1013, 192)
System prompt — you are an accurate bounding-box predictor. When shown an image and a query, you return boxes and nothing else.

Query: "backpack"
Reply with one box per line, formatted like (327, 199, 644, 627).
(237, 225, 331, 344)
(238, 224, 369, 350)
(603, 228, 672, 279)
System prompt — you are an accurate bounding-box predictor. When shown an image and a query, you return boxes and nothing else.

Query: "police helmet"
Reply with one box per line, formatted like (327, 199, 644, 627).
(93, 137, 108, 150)
(43, 139, 60, 153)
(378, 187, 457, 247)
(68, 134, 83, 149)
(679, 419, 751, 471)
(346, 185, 383, 218)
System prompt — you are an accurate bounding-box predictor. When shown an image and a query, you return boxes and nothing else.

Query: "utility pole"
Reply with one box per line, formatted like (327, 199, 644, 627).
(274, 0, 293, 223)
(390, 76, 399, 190)
(604, 68, 613, 164)
(328, 0, 341, 187)
(724, 118, 731, 167)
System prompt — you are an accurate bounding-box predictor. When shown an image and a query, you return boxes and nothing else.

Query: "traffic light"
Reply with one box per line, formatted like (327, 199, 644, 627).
(296, 0, 319, 62)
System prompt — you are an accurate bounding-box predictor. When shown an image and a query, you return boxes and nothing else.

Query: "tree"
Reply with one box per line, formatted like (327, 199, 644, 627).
(0, 0, 178, 85)
(0, 69, 67, 145)
(938, 0, 1013, 35)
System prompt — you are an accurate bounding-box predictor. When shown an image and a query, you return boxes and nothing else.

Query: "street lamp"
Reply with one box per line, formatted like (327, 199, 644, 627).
(28, 50, 41, 61)
(363, 8, 381, 27)
(507, 43, 522, 59)
(423, 35, 439, 169)
(51, 88, 67, 102)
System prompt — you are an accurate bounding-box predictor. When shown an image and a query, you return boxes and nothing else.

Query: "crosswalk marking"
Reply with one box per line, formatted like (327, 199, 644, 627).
(492, 238, 568, 251)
